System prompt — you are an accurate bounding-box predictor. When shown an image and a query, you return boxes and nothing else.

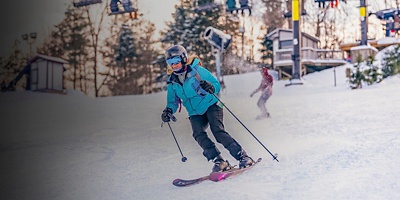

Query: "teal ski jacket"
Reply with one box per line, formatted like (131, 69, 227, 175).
(165, 58, 220, 116)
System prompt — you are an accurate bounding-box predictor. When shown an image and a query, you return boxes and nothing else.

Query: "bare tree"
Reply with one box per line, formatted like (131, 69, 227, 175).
(38, 6, 90, 94)
(1, 40, 26, 88)
(84, 5, 108, 97)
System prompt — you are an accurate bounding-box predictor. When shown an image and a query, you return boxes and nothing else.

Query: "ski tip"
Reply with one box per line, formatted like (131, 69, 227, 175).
(172, 179, 180, 185)
(172, 179, 186, 187)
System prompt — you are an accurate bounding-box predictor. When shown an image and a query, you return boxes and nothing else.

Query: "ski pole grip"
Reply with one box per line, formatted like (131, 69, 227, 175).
(168, 113, 177, 122)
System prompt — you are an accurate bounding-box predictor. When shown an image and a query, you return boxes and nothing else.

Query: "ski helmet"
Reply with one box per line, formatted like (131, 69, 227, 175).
(165, 45, 188, 65)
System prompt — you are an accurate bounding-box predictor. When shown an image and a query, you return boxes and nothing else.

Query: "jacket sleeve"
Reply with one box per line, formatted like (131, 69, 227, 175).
(196, 66, 221, 94)
(252, 77, 270, 94)
(166, 84, 180, 114)
(252, 83, 263, 94)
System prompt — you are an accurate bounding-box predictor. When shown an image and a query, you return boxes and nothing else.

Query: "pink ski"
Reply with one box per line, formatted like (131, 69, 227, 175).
(209, 158, 262, 182)
(173, 158, 262, 187)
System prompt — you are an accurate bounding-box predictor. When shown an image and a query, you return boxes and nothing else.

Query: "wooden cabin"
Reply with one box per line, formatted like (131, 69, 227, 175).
(267, 28, 346, 79)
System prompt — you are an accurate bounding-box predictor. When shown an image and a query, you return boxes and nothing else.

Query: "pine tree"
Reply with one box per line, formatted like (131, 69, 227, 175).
(0, 40, 26, 90)
(115, 24, 135, 63)
(259, 35, 273, 67)
(349, 56, 366, 89)
(101, 18, 160, 95)
(363, 55, 382, 85)
(382, 44, 400, 78)
(38, 7, 90, 92)
(259, 0, 285, 69)
(161, 0, 240, 72)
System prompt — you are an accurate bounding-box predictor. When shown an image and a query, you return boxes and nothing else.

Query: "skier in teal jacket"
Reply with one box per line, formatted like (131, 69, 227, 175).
(161, 45, 254, 172)
(165, 56, 219, 116)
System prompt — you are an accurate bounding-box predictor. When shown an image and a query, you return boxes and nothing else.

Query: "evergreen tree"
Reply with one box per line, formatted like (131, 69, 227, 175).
(363, 55, 382, 85)
(349, 55, 383, 89)
(259, 0, 285, 68)
(0, 40, 26, 90)
(115, 24, 135, 63)
(259, 35, 273, 67)
(38, 7, 90, 92)
(349, 56, 366, 89)
(101, 18, 160, 95)
(382, 44, 400, 78)
(161, 0, 240, 72)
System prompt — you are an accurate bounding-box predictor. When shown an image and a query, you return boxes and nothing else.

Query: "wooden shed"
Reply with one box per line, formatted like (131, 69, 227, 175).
(29, 55, 68, 93)
(7, 55, 68, 93)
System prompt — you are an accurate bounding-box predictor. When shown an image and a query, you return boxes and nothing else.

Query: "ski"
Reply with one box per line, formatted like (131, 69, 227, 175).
(173, 158, 262, 187)
(209, 158, 262, 182)
(172, 175, 210, 187)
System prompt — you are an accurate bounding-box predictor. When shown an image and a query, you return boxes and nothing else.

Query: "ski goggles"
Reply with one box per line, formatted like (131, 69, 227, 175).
(166, 56, 182, 66)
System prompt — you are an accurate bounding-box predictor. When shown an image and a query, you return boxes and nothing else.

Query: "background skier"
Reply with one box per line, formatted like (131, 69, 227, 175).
(250, 67, 273, 119)
(161, 45, 254, 172)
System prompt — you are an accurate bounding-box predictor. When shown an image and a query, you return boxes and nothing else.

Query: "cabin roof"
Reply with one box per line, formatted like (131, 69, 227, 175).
(266, 28, 320, 42)
(29, 54, 69, 64)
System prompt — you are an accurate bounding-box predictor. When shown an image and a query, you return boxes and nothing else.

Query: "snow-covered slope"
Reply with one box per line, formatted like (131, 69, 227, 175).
(1, 63, 400, 200)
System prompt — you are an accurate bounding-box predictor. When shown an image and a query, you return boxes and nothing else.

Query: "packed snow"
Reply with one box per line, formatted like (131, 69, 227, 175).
(1, 59, 400, 199)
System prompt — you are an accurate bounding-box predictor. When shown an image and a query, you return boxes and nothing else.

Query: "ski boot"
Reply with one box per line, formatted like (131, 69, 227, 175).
(212, 155, 232, 173)
(238, 150, 255, 169)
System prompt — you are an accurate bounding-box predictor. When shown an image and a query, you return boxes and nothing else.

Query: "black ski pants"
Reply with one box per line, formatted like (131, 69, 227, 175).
(189, 103, 243, 161)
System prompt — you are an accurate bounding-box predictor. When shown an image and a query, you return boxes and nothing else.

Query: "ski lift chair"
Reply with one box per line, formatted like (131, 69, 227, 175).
(226, 0, 252, 15)
(370, 8, 400, 37)
(73, 0, 102, 8)
(192, 0, 220, 13)
(372, 8, 400, 20)
(108, 0, 139, 19)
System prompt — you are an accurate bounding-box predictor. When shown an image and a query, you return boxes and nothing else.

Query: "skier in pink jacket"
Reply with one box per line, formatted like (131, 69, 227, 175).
(250, 68, 273, 119)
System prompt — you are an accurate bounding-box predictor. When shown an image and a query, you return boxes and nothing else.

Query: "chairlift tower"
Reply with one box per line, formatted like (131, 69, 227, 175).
(360, 0, 368, 45)
(285, 0, 303, 86)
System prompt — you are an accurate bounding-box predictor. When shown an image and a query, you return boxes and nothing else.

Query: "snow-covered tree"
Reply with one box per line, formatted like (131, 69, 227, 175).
(382, 44, 400, 78)
(350, 55, 383, 89)
(161, 0, 240, 72)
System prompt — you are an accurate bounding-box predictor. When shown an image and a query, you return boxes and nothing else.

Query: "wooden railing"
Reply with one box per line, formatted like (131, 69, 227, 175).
(275, 48, 344, 62)
(274, 47, 346, 79)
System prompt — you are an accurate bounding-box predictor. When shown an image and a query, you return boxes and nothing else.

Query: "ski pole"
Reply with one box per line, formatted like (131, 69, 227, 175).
(213, 94, 279, 162)
(162, 114, 187, 162)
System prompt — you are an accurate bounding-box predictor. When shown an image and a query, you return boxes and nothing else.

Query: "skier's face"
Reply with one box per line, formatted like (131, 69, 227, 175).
(171, 62, 183, 72)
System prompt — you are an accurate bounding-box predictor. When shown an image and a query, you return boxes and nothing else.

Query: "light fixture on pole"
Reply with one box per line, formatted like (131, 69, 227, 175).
(239, 26, 245, 61)
(22, 32, 37, 59)
(203, 26, 232, 86)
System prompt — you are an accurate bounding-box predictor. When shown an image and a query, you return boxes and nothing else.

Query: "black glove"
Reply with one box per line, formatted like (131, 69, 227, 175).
(161, 108, 173, 122)
(200, 80, 215, 94)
